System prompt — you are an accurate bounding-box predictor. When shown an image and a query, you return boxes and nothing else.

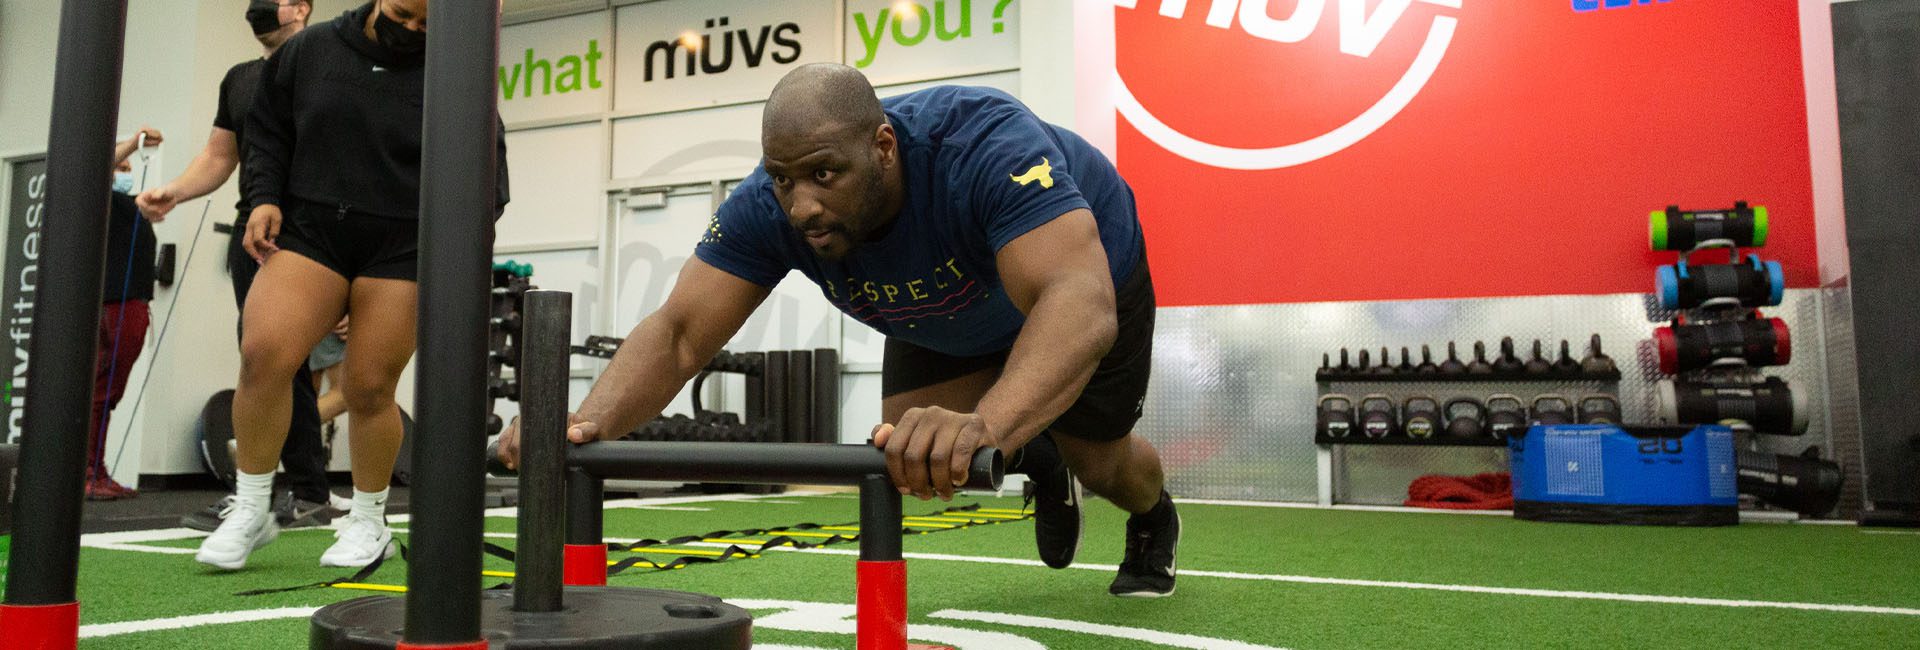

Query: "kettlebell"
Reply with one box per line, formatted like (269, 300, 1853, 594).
(1579, 334, 1617, 376)
(1530, 394, 1574, 426)
(1443, 397, 1487, 439)
(1359, 394, 1399, 438)
(1553, 340, 1582, 377)
(1493, 337, 1525, 374)
(1372, 347, 1397, 375)
(1403, 396, 1440, 439)
(1486, 394, 1527, 440)
(1467, 341, 1495, 374)
(1524, 340, 1553, 375)
(1317, 394, 1356, 438)
(1415, 345, 1440, 374)
(1438, 342, 1468, 375)
(1577, 394, 1623, 424)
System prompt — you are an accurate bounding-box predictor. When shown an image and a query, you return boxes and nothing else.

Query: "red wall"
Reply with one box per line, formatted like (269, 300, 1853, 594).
(1111, 1, 1816, 307)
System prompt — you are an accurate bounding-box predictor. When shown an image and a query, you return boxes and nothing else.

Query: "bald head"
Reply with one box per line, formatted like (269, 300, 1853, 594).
(763, 63, 885, 142)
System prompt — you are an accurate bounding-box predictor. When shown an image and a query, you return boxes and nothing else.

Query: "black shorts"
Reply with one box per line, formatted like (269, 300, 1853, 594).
(274, 199, 418, 281)
(880, 256, 1154, 442)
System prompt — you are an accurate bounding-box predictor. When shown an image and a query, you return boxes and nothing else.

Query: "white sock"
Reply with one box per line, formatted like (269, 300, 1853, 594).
(235, 469, 275, 514)
(352, 488, 390, 524)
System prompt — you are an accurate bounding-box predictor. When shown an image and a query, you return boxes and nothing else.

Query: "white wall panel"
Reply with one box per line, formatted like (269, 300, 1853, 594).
(609, 103, 762, 182)
(498, 122, 608, 248)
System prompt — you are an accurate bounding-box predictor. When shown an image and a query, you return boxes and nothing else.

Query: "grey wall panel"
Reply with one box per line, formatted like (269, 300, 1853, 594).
(1137, 290, 1835, 506)
(1834, 0, 1920, 510)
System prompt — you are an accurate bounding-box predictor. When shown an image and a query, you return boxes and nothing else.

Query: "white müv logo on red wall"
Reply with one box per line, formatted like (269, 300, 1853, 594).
(1113, 0, 1462, 170)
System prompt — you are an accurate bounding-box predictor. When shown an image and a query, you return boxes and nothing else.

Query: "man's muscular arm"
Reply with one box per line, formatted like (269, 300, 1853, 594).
(878, 208, 1115, 499)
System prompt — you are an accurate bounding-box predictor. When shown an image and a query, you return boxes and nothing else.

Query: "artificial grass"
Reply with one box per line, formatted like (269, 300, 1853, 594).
(62, 494, 1920, 648)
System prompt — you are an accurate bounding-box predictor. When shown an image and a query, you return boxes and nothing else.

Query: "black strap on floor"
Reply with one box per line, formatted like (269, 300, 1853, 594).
(233, 541, 411, 596)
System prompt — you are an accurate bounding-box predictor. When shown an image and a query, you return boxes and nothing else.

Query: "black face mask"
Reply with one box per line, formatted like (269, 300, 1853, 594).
(246, 0, 284, 36)
(372, 6, 426, 56)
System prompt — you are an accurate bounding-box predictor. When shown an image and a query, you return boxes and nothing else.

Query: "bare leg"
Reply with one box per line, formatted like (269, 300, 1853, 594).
(339, 277, 417, 493)
(315, 364, 347, 423)
(233, 253, 348, 475)
(1055, 434, 1167, 514)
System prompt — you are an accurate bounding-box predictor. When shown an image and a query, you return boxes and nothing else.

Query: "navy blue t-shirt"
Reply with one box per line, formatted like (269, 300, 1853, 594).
(696, 86, 1142, 357)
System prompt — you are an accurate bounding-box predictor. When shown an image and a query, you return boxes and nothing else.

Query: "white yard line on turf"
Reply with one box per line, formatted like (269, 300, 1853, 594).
(689, 544, 1920, 617)
(930, 610, 1289, 650)
(1864, 530, 1920, 536)
(79, 607, 320, 638)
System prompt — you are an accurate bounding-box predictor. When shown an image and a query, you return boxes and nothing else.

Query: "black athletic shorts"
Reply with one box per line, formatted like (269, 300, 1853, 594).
(880, 255, 1154, 442)
(274, 199, 418, 281)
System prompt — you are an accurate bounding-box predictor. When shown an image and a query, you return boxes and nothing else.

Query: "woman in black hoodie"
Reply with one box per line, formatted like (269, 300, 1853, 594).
(198, 0, 509, 572)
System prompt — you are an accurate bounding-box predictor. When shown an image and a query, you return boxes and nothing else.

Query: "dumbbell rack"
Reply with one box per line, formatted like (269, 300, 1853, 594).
(1311, 350, 1621, 506)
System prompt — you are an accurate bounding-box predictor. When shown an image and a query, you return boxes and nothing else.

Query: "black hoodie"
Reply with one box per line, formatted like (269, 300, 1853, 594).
(244, 2, 509, 220)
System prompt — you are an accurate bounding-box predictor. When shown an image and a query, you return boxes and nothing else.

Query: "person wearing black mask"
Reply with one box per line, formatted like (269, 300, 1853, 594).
(139, 0, 346, 533)
(194, 0, 510, 572)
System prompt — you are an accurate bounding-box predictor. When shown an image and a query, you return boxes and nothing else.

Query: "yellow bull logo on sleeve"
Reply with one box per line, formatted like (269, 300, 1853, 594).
(1009, 157, 1054, 189)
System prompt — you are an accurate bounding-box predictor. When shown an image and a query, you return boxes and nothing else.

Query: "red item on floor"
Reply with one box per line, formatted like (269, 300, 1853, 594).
(1405, 472, 1514, 510)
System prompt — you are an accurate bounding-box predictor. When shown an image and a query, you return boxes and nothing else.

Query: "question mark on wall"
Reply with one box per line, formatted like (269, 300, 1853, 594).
(992, 0, 1012, 33)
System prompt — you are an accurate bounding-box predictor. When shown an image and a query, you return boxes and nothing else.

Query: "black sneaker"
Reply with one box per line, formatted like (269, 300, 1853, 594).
(1109, 494, 1180, 598)
(1017, 434, 1082, 569)
(180, 495, 235, 532)
(278, 493, 336, 529)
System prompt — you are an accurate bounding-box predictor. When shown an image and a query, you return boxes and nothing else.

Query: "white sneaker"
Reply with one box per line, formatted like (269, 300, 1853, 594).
(320, 513, 395, 568)
(194, 498, 278, 570)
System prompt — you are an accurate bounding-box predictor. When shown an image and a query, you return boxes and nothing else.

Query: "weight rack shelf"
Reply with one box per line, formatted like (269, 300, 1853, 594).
(1314, 370, 1622, 383)
(1313, 435, 1509, 447)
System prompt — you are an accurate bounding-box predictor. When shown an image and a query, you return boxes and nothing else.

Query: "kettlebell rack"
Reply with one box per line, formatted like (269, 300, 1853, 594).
(1308, 337, 1623, 506)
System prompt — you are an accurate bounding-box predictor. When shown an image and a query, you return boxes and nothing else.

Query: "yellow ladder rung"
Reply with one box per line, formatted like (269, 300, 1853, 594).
(952, 512, 1026, 520)
(618, 547, 751, 558)
(821, 525, 862, 532)
(767, 531, 844, 539)
(906, 516, 993, 524)
(902, 522, 956, 529)
(330, 583, 407, 593)
(482, 570, 515, 578)
(977, 508, 1029, 515)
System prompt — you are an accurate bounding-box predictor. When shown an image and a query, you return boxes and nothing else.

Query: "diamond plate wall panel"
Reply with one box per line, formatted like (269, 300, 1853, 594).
(1821, 284, 1865, 518)
(1137, 290, 1835, 506)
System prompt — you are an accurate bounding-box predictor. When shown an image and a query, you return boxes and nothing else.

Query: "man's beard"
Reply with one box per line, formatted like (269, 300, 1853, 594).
(813, 163, 890, 259)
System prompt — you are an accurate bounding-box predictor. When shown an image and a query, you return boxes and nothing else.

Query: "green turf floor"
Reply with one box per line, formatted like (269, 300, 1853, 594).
(46, 492, 1920, 648)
